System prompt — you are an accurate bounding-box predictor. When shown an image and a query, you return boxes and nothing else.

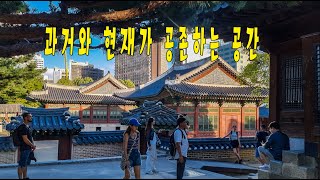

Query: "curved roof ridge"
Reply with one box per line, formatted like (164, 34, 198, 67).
(181, 81, 249, 88)
(45, 83, 81, 90)
(79, 72, 127, 93)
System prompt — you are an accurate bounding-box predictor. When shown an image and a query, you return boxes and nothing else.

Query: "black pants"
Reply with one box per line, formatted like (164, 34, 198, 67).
(177, 157, 187, 179)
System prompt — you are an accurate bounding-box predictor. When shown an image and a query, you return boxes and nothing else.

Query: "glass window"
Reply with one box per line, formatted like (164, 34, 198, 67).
(82, 110, 90, 119)
(198, 115, 218, 131)
(244, 116, 256, 130)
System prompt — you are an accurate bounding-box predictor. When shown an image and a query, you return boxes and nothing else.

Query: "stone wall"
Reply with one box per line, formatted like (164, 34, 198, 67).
(71, 143, 123, 159)
(188, 148, 258, 163)
(0, 151, 17, 164)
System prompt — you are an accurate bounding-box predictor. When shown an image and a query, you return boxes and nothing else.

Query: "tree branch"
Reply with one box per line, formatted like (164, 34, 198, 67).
(0, 1, 172, 25)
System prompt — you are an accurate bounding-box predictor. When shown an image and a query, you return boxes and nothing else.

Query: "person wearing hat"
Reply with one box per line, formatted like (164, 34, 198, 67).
(123, 118, 141, 179)
(174, 116, 189, 179)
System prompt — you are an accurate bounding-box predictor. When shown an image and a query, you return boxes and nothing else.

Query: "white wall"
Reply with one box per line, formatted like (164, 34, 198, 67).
(83, 123, 128, 131)
(33, 140, 59, 162)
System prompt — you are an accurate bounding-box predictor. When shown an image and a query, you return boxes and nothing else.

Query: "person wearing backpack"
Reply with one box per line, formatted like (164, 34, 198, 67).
(222, 125, 243, 164)
(174, 117, 189, 179)
(17, 112, 36, 179)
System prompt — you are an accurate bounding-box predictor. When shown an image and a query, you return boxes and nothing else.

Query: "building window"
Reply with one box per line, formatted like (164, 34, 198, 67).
(110, 106, 124, 121)
(281, 56, 303, 109)
(82, 110, 90, 119)
(198, 115, 218, 131)
(244, 116, 256, 130)
(223, 108, 240, 113)
(69, 110, 79, 116)
(96, 127, 101, 131)
(180, 106, 194, 131)
(93, 110, 107, 120)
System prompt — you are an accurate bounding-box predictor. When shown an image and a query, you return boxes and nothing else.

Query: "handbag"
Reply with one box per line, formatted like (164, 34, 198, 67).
(120, 134, 138, 171)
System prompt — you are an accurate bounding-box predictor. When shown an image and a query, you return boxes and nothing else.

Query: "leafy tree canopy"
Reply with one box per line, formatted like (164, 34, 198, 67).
(119, 79, 135, 88)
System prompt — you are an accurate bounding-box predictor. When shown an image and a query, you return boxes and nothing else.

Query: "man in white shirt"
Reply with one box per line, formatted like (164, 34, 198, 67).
(174, 117, 189, 179)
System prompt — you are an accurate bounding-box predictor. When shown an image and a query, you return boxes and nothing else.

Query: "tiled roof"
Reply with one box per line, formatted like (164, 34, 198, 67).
(165, 82, 268, 101)
(0, 104, 22, 113)
(5, 107, 84, 135)
(159, 137, 256, 151)
(115, 57, 212, 100)
(120, 101, 180, 129)
(79, 72, 128, 93)
(115, 57, 254, 101)
(28, 84, 135, 105)
(73, 131, 124, 145)
(0, 136, 16, 152)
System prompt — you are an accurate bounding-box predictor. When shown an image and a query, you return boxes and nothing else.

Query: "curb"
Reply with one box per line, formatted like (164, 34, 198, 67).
(0, 154, 168, 169)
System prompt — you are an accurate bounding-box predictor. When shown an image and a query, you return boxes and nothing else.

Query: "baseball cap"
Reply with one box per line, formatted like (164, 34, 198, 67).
(129, 118, 141, 127)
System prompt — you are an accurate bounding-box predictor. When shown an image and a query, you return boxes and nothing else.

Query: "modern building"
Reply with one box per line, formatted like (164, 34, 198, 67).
(216, 41, 250, 72)
(115, 39, 174, 86)
(32, 54, 45, 69)
(53, 68, 66, 83)
(70, 60, 104, 81)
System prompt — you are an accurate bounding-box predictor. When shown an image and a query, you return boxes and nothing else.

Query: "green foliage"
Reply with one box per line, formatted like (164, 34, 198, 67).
(0, 1, 29, 14)
(57, 77, 74, 86)
(119, 79, 135, 88)
(72, 77, 94, 86)
(238, 52, 270, 105)
(0, 55, 45, 107)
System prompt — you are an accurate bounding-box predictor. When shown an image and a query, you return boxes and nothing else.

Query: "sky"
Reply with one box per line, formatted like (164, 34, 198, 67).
(25, 1, 218, 78)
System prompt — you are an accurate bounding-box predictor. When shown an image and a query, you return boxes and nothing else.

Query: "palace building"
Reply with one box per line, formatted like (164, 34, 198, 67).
(28, 72, 137, 132)
(117, 57, 268, 138)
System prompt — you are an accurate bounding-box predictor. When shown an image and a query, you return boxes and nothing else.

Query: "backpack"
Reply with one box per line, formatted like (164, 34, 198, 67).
(169, 129, 186, 157)
(12, 124, 23, 147)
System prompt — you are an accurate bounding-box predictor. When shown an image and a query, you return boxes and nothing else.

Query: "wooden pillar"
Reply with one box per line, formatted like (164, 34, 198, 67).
(107, 105, 111, 123)
(218, 100, 223, 138)
(193, 99, 199, 137)
(176, 98, 181, 113)
(79, 104, 83, 121)
(44, 104, 49, 108)
(256, 101, 260, 131)
(63, 103, 66, 108)
(301, 34, 317, 157)
(139, 126, 147, 155)
(58, 135, 72, 160)
(269, 45, 280, 123)
(240, 101, 244, 137)
(90, 105, 93, 124)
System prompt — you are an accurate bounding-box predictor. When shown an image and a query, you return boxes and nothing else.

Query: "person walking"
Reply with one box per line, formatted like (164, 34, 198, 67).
(255, 124, 270, 165)
(17, 112, 36, 179)
(174, 116, 189, 179)
(145, 117, 160, 175)
(222, 125, 242, 164)
(122, 118, 141, 179)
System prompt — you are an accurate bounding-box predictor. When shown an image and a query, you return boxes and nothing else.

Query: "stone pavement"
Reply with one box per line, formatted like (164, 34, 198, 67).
(0, 156, 258, 179)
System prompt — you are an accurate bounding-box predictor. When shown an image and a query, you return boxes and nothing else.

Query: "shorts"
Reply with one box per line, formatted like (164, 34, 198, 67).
(128, 149, 141, 167)
(230, 140, 239, 148)
(255, 148, 260, 158)
(18, 149, 31, 167)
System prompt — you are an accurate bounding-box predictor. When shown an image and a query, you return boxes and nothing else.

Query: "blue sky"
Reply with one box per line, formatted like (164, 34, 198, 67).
(25, 1, 117, 75)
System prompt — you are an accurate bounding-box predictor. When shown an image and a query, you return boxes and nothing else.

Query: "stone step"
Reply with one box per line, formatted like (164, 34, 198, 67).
(270, 160, 283, 175)
(258, 169, 291, 179)
(282, 163, 318, 179)
(282, 150, 318, 168)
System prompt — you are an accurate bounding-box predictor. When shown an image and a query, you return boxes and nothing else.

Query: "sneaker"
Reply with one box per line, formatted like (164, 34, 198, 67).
(234, 160, 239, 164)
(146, 171, 154, 175)
(259, 164, 270, 170)
(238, 159, 243, 164)
(152, 169, 159, 174)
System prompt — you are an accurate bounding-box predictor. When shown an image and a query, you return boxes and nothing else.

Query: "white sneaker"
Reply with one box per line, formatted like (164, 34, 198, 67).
(259, 164, 270, 170)
(146, 171, 154, 175)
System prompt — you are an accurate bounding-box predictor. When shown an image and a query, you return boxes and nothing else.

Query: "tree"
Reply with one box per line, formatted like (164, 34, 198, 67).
(238, 52, 270, 105)
(0, 54, 45, 107)
(120, 79, 135, 88)
(72, 77, 94, 86)
(57, 77, 74, 86)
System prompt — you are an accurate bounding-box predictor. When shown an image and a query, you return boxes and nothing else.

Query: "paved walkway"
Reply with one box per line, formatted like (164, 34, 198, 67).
(0, 156, 258, 179)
